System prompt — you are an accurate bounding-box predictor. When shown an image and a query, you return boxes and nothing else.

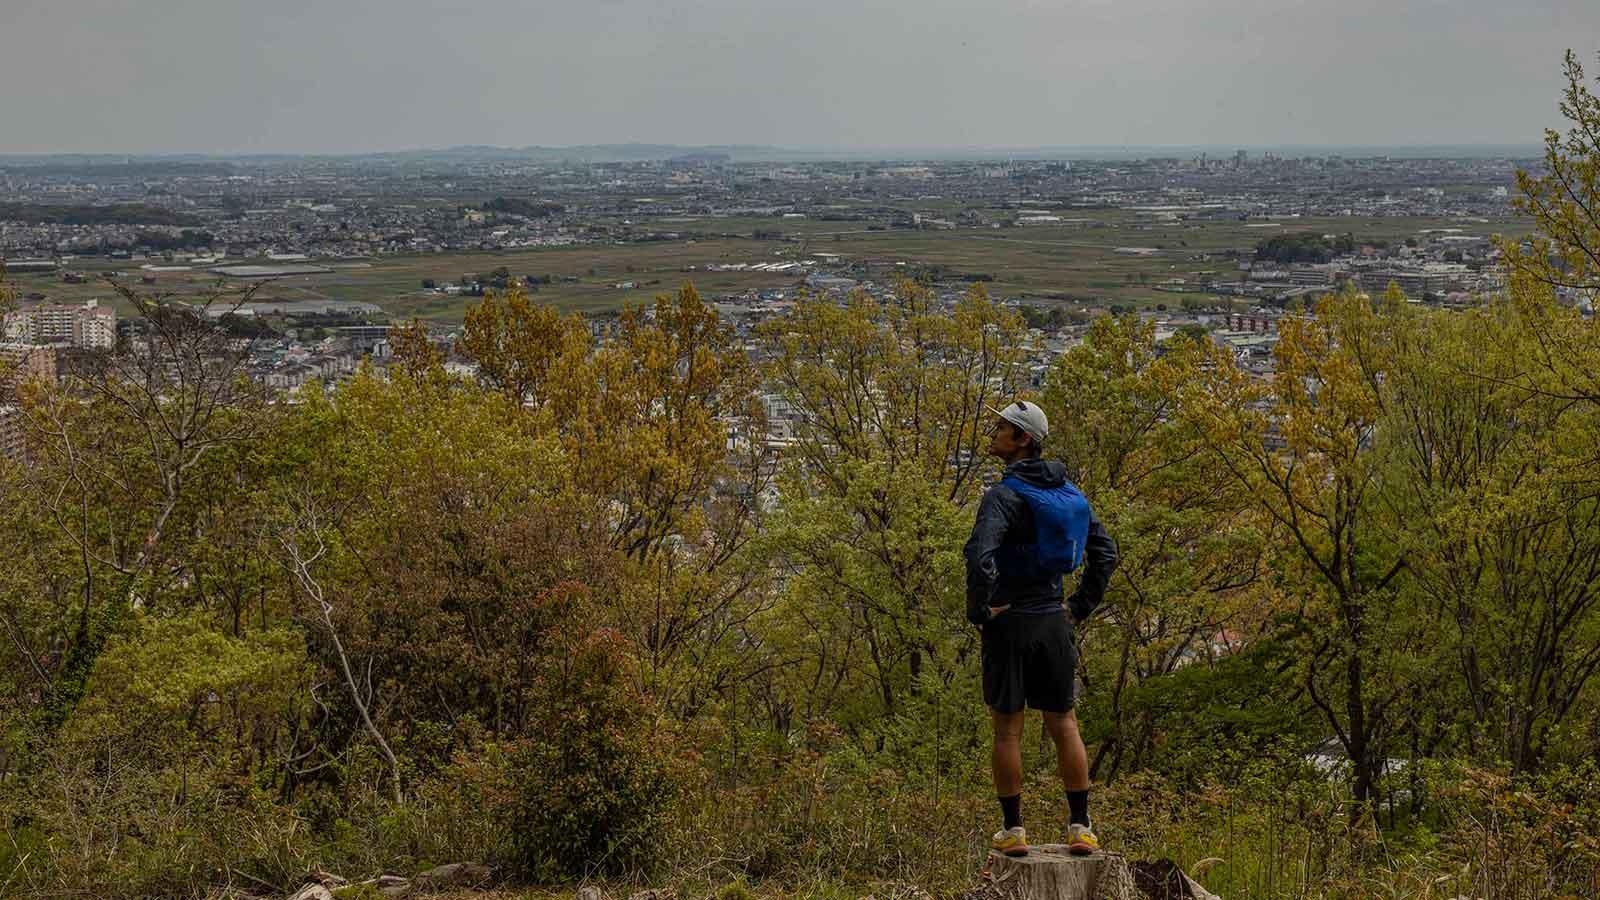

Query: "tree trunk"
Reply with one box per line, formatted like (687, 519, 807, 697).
(1343, 607, 1373, 821)
(981, 846, 1137, 900)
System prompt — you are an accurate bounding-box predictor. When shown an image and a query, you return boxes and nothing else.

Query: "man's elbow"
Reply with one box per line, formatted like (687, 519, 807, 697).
(1092, 535, 1120, 574)
(1094, 528, 1120, 563)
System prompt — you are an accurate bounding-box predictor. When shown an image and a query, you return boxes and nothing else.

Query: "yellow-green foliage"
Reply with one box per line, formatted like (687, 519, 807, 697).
(714, 879, 757, 900)
(66, 612, 308, 749)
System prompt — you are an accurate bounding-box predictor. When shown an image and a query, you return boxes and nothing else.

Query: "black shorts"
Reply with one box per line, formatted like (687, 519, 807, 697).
(981, 609, 1078, 713)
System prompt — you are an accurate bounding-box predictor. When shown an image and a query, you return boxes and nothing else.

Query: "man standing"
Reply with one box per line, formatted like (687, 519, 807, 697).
(965, 400, 1119, 858)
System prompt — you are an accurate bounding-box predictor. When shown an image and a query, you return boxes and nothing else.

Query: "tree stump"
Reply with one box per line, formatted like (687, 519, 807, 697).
(981, 845, 1138, 900)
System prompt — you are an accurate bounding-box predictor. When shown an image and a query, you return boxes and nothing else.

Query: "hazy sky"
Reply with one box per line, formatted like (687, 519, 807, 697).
(1, 0, 1594, 154)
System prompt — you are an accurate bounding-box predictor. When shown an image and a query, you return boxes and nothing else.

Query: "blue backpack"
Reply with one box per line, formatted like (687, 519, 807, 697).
(999, 475, 1092, 578)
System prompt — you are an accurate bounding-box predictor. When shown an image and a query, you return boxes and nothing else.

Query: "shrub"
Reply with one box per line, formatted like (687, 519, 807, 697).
(502, 626, 679, 881)
(0, 613, 317, 898)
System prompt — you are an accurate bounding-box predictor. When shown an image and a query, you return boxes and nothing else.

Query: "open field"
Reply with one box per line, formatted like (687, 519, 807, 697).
(5, 211, 1535, 323)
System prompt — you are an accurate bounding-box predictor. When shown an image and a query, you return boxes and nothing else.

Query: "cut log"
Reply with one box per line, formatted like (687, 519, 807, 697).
(1128, 859, 1221, 899)
(307, 870, 347, 889)
(356, 874, 412, 898)
(981, 845, 1137, 900)
(415, 862, 494, 890)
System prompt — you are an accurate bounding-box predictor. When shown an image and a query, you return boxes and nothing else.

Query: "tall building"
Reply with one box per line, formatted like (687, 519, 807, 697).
(3, 300, 117, 349)
(0, 342, 56, 400)
(0, 405, 23, 462)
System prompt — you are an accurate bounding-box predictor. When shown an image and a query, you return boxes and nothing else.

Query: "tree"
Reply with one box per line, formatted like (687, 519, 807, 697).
(1186, 288, 1421, 817)
(1507, 51, 1600, 298)
(21, 280, 272, 728)
(460, 284, 591, 415)
(460, 282, 768, 717)
(581, 283, 761, 559)
(755, 280, 1028, 751)
(390, 318, 443, 379)
(1376, 301, 1600, 772)
(0, 266, 15, 391)
(578, 285, 770, 715)
(1043, 316, 1273, 781)
(1255, 233, 1354, 265)
(278, 501, 403, 803)
(1501, 50, 1600, 403)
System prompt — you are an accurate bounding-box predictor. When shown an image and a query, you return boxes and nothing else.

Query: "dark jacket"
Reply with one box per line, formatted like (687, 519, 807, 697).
(964, 458, 1120, 626)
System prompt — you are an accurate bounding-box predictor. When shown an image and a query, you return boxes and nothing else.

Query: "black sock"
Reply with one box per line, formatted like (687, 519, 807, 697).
(999, 793, 1022, 830)
(1067, 789, 1090, 827)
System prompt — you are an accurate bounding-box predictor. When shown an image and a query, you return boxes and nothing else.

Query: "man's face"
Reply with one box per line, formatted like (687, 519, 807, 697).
(987, 417, 1029, 459)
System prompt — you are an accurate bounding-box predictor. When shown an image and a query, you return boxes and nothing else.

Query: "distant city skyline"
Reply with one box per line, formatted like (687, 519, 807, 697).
(1, 0, 1594, 155)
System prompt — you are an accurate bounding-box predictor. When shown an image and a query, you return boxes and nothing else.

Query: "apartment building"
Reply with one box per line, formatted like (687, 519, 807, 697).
(3, 300, 117, 349)
(0, 405, 23, 462)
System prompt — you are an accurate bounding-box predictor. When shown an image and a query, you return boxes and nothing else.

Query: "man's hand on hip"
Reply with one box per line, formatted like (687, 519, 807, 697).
(978, 604, 1012, 632)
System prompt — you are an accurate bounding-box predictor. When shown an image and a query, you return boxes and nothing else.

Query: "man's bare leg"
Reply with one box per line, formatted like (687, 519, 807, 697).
(991, 708, 1025, 795)
(1041, 709, 1090, 792)
(1043, 709, 1095, 847)
(991, 708, 1026, 832)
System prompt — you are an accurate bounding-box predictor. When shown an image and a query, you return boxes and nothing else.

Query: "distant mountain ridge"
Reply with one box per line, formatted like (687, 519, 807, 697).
(0, 142, 1544, 167)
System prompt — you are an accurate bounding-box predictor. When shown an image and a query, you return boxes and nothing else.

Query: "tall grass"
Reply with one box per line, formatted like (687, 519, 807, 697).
(6, 739, 1597, 899)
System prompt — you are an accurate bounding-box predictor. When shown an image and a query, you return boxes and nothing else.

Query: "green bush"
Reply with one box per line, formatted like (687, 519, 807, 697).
(502, 628, 680, 881)
(0, 613, 320, 898)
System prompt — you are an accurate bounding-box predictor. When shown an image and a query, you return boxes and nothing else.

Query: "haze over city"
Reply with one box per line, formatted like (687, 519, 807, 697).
(2, 0, 1596, 155)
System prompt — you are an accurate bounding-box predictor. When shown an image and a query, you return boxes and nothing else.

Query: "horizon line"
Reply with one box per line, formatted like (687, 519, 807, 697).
(0, 141, 1547, 161)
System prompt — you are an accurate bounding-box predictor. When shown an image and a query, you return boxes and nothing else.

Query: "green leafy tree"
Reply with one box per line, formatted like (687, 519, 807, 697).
(1379, 301, 1600, 771)
(1187, 288, 1424, 817)
(460, 283, 768, 718)
(755, 280, 1027, 755)
(20, 282, 272, 731)
(1042, 316, 1274, 781)
(1507, 51, 1600, 301)
(1496, 50, 1600, 428)
(461, 284, 592, 416)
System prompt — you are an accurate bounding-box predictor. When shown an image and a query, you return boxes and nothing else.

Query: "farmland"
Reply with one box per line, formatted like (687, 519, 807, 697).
(5, 209, 1534, 323)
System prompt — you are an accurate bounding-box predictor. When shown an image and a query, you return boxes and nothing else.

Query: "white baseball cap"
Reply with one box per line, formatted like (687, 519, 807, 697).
(986, 400, 1049, 445)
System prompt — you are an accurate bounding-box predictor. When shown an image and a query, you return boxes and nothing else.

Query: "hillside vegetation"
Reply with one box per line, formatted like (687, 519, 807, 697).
(0, 202, 204, 227)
